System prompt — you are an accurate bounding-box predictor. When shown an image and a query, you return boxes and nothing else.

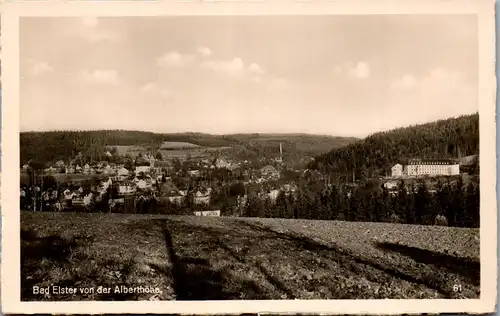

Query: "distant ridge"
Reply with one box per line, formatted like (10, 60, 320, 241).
(20, 130, 357, 164)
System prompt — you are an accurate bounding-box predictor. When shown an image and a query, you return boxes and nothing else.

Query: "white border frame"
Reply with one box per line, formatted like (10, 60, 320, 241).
(1, 0, 497, 314)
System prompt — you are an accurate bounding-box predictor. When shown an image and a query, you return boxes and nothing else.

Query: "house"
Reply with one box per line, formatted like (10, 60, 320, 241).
(135, 165, 151, 174)
(194, 210, 220, 217)
(391, 164, 404, 178)
(136, 179, 151, 190)
(105, 151, 113, 157)
(83, 164, 91, 174)
(188, 170, 200, 177)
(118, 181, 136, 195)
(215, 158, 232, 169)
(165, 196, 182, 204)
(260, 165, 280, 180)
(44, 166, 57, 174)
(193, 189, 211, 205)
(384, 181, 398, 190)
(103, 165, 114, 175)
(55, 160, 65, 168)
(65, 165, 75, 174)
(117, 167, 130, 181)
(83, 192, 95, 206)
(260, 189, 280, 202)
(151, 167, 163, 176)
(63, 189, 75, 201)
(406, 159, 460, 177)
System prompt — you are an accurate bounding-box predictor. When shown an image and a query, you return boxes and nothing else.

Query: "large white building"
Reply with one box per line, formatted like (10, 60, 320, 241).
(391, 159, 460, 177)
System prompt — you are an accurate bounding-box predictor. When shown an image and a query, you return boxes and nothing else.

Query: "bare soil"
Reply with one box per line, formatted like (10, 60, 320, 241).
(21, 212, 479, 301)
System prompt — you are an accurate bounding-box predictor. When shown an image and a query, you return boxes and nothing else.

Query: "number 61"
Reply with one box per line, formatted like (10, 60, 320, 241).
(453, 284, 462, 292)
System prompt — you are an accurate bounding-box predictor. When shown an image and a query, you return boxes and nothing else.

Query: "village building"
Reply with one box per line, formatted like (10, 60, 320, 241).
(260, 165, 281, 180)
(194, 210, 221, 217)
(392, 159, 460, 178)
(44, 166, 57, 174)
(55, 160, 65, 168)
(83, 164, 91, 174)
(135, 165, 151, 174)
(118, 181, 137, 196)
(215, 158, 232, 169)
(117, 167, 130, 181)
(193, 188, 212, 205)
(391, 164, 404, 178)
(83, 192, 95, 206)
(103, 165, 114, 175)
(65, 165, 75, 174)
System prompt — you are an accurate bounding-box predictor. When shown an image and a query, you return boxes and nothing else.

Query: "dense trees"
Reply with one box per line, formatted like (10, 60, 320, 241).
(310, 114, 479, 178)
(241, 178, 479, 228)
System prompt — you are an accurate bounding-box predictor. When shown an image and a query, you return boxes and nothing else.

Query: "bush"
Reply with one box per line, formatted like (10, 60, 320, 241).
(388, 213, 401, 223)
(434, 214, 448, 226)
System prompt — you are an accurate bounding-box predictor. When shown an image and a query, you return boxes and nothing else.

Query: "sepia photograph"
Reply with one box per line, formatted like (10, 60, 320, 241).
(1, 0, 496, 314)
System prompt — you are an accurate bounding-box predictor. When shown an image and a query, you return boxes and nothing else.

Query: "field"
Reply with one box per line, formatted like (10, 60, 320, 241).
(21, 212, 479, 301)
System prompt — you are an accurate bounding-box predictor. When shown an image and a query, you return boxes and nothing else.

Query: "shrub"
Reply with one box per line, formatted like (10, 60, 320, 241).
(434, 214, 448, 226)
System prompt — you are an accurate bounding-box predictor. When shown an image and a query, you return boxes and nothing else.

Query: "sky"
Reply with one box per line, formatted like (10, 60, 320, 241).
(19, 15, 478, 138)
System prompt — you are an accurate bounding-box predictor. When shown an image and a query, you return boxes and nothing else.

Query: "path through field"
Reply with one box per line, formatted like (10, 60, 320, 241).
(21, 212, 480, 301)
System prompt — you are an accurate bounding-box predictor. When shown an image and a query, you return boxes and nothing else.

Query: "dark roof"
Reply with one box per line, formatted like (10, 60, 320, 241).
(408, 158, 457, 165)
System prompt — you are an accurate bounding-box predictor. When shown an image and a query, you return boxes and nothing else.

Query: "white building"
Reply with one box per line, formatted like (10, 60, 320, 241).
(405, 159, 460, 177)
(135, 166, 151, 174)
(391, 164, 404, 178)
(117, 167, 130, 181)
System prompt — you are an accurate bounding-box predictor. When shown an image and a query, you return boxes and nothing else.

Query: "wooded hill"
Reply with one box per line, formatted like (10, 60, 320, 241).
(310, 113, 479, 179)
(20, 130, 357, 165)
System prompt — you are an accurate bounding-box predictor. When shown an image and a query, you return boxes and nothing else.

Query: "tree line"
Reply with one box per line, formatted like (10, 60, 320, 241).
(242, 178, 479, 228)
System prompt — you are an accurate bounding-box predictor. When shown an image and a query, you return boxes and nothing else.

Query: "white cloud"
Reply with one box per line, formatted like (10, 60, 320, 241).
(197, 46, 213, 57)
(81, 69, 120, 86)
(248, 63, 265, 76)
(27, 60, 54, 77)
(140, 82, 171, 98)
(201, 57, 245, 74)
(348, 62, 370, 79)
(77, 17, 120, 43)
(157, 51, 196, 68)
(391, 73, 417, 90)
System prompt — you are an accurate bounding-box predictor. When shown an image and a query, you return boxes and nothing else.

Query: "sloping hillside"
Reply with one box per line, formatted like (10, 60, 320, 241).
(20, 130, 356, 165)
(310, 114, 479, 178)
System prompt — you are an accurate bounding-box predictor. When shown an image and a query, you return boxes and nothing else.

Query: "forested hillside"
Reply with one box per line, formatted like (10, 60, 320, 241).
(20, 130, 356, 165)
(310, 114, 479, 179)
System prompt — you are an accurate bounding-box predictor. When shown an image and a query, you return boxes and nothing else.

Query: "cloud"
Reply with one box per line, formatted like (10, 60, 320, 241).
(248, 63, 265, 76)
(81, 69, 120, 86)
(157, 51, 196, 68)
(200, 57, 245, 74)
(348, 62, 370, 79)
(140, 82, 171, 98)
(26, 60, 54, 77)
(391, 73, 417, 90)
(197, 46, 213, 57)
(77, 17, 120, 43)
